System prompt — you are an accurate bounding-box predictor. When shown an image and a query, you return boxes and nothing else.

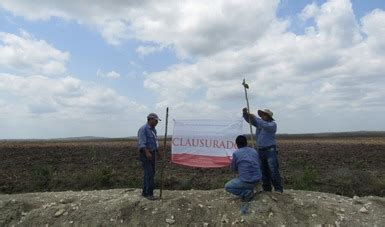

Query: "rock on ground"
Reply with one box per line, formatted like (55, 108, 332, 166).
(1, 189, 385, 226)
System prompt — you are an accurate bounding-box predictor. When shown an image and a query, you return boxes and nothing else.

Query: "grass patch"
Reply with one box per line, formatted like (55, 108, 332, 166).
(331, 169, 378, 196)
(287, 159, 318, 191)
(94, 166, 114, 187)
(292, 165, 318, 191)
(352, 160, 368, 169)
(31, 165, 54, 191)
(373, 176, 385, 196)
(72, 166, 116, 190)
(126, 177, 140, 188)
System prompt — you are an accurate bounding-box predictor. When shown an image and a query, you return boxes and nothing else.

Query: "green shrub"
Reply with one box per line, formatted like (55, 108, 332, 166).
(286, 158, 319, 191)
(31, 165, 54, 191)
(126, 177, 140, 188)
(373, 176, 385, 196)
(72, 166, 115, 189)
(352, 160, 368, 169)
(93, 166, 114, 188)
(292, 165, 318, 191)
(180, 178, 193, 190)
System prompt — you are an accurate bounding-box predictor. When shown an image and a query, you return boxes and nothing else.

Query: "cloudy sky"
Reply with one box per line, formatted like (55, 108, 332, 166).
(0, 0, 384, 139)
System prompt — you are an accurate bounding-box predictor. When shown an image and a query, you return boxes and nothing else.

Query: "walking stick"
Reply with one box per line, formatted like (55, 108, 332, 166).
(242, 79, 255, 148)
(159, 107, 169, 199)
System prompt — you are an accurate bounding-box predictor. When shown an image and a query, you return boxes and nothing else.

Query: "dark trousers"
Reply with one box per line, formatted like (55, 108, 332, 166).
(140, 151, 155, 197)
(258, 146, 283, 192)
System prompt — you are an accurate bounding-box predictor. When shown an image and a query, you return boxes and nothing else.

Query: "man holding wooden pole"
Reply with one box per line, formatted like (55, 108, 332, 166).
(241, 79, 283, 193)
(242, 107, 283, 193)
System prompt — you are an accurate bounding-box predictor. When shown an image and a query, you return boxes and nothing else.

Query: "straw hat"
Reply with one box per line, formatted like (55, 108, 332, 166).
(258, 109, 274, 120)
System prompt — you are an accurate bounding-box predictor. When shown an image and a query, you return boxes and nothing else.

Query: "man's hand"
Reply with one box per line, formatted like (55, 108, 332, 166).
(144, 149, 153, 160)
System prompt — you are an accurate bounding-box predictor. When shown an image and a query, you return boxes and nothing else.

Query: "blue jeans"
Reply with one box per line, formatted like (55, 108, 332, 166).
(140, 151, 155, 197)
(225, 178, 256, 199)
(258, 146, 283, 192)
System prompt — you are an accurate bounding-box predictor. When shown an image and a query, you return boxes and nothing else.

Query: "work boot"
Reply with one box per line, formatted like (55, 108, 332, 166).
(242, 191, 254, 202)
(142, 195, 157, 201)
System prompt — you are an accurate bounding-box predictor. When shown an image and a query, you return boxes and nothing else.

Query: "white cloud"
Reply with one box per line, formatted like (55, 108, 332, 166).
(96, 69, 121, 79)
(0, 0, 279, 56)
(315, 0, 362, 47)
(0, 31, 69, 76)
(136, 45, 165, 57)
(299, 2, 319, 21)
(98, 19, 130, 46)
(0, 74, 145, 116)
(361, 9, 385, 53)
(320, 82, 335, 92)
(0, 30, 146, 138)
(128, 0, 280, 57)
(0, 73, 148, 138)
(143, 0, 385, 132)
(1, 0, 385, 134)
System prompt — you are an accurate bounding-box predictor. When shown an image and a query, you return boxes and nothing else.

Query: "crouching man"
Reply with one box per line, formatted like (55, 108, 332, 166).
(225, 135, 261, 201)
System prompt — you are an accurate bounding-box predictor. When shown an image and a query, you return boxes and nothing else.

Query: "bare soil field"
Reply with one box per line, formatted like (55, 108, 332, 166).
(1, 133, 385, 197)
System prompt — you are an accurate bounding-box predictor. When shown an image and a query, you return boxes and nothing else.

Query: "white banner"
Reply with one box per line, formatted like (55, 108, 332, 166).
(171, 119, 243, 168)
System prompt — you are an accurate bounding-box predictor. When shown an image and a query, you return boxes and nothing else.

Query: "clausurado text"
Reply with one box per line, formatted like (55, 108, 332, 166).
(172, 137, 237, 149)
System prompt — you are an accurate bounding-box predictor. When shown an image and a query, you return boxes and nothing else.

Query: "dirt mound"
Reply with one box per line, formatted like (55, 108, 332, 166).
(1, 189, 384, 226)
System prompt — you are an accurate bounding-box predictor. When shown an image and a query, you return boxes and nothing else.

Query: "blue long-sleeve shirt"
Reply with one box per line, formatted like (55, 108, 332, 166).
(137, 123, 158, 152)
(231, 147, 261, 183)
(243, 112, 277, 148)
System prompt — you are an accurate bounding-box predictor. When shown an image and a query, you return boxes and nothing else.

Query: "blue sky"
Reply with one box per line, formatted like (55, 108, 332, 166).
(0, 0, 385, 139)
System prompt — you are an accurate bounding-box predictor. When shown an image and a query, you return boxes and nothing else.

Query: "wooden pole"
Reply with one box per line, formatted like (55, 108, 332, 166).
(242, 79, 255, 148)
(159, 107, 169, 199)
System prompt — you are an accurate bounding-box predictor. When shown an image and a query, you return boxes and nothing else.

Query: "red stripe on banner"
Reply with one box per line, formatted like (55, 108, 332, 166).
(171, 153, 231, 168)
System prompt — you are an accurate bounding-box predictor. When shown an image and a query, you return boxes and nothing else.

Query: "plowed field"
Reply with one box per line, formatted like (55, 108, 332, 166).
(1, 134, 384, 197)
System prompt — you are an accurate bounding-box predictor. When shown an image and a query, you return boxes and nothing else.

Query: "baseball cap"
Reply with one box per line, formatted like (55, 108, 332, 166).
(147, 113, 161, 121)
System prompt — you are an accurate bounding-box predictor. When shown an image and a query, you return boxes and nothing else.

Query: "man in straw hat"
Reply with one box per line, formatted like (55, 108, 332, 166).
(242, 108, 283, 193)
(137, 113, 163, 200)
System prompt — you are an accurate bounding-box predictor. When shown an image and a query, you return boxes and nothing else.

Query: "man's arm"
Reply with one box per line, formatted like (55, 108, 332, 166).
(254, 119, 277, 133)
(242, 108, 257, 127)
(230, 154, 237, 172)
(138, 127, 153, 160)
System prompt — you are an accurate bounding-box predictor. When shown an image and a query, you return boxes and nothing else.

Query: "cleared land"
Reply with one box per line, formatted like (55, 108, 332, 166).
(1, 133, 385, 197)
